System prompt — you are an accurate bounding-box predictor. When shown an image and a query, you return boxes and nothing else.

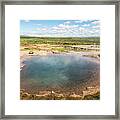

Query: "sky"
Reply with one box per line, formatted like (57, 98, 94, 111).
(20, 20, 100, 37)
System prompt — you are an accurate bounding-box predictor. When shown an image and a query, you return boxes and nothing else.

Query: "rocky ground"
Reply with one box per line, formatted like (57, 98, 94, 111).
(20, 44, 100, 100)
(20, 86, 100, 100)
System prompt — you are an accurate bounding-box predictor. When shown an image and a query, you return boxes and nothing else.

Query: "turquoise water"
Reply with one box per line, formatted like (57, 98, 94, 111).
(20, 54, 99, 93)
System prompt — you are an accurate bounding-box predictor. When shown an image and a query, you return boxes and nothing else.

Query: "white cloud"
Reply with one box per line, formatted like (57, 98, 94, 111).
(36, 28, 48, 31)
(75, 20, 82, 23)
(22, 20, 100, 37)
(32, 24, 100, 37)
(58, 24, 78, 28)
(36, 28, 41, 30)
(58, 24, 65, 27)
(91, 20, 100, 25)
(94, 29, 100, 33)
(81, 24, 90, 27)
(89, 30, 95, 34)
(64, 21, 71, 24)
(75, 19, 97, 24)
(42, 28, 48, 31)
(50, 24, 81, 36)
(91, 25, 100, 29)
(79, 27, 86, 32)
(52, 26, 64, 30)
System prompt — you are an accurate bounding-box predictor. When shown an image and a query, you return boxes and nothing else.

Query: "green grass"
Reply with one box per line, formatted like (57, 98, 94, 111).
(52, 47, 67, 52)
(24, 47, 31, 50)
(20, 36, 100, 46)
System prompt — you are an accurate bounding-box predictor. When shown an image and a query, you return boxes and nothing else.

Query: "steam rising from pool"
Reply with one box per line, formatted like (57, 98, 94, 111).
(20, 54, 100, 93)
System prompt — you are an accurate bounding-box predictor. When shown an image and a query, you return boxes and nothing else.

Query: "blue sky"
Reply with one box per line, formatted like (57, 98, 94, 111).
(20, 20, 100, 37)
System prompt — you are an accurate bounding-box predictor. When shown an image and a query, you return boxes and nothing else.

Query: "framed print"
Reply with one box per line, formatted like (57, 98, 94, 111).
(0, 0, 119, 119)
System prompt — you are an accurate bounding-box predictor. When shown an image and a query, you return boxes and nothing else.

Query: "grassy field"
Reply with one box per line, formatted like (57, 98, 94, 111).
(20, 36, 100, 53)
(20, 36, 100, 46)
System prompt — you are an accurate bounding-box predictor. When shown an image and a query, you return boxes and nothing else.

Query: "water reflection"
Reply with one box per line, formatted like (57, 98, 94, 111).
(20, 54, 100, 93)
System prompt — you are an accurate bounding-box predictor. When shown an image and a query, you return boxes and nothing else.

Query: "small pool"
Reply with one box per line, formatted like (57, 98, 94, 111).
(20, 54, 100, 94)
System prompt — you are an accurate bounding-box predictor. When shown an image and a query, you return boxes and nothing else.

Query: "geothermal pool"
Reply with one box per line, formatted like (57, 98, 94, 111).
(20, 54, 100, 94)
